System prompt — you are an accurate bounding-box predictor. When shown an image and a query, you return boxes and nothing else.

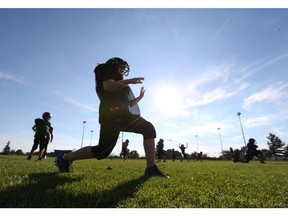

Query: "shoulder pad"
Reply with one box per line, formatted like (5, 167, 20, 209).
(34, 118, 42, 124)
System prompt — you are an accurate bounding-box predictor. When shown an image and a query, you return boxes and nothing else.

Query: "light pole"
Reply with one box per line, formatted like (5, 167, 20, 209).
(195, 135, 199, 152)
(90, 130, 94, 146)
(168, 139, 173, 149)
(122, 132, 124, 144)
(119, 132, 124, 156)
(81, 121, 86, 148)
(217, 127, 223, 152)
(237, 112, 246, 146)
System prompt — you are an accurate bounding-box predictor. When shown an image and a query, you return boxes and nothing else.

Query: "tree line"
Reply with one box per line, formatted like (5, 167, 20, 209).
(2, 133, 288, 160)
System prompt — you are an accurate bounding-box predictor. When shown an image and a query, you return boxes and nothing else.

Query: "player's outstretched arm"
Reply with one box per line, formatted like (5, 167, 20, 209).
(103, 77, 144, 92)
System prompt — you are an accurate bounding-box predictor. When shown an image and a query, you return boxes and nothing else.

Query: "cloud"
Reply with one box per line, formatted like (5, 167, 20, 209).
(270, 127, 288, 138)
(150, 54, 288, 120)
(244, 115, 275, 128)
(252, 52, 288, 73)
(239, 52, 288, 79)
(0, 71, 28, 84)
(149, 62, 250, 114)
(154, 53, 288, 121)
(181, 64, 238, 107)
(186, 87, 236, 107)
(187, 63, 233, 89)
(63, 97, 98, 113)
(184, 81, 248, 109)
(199, 16, 231, 57)
(50, 91, 98, 113)
(231, 52, 288, 88)
(243, 82, 288, 110)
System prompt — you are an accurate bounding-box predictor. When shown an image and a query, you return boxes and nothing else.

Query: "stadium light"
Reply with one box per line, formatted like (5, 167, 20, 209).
(217, 127, 223, 152)
(81, 121, 87, 148)
(168, 139, 174, 149)
(90, 130, 94, 146)
(237, 112, 246, 146)
(195, 135, 199, 153)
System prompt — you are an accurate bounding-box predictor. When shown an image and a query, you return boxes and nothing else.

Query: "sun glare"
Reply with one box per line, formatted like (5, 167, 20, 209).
(152, 85, 185, 117)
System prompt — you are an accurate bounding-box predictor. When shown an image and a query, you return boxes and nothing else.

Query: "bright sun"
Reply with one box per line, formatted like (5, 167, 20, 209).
(152, 85, 184, 116)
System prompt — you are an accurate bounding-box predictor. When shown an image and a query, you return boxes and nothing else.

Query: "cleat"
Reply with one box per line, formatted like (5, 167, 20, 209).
(144, 165, 170, 178)
(55, 154, 72, 172)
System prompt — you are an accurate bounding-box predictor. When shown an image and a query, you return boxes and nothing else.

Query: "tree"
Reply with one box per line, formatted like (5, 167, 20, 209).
(128, 150, 139, 159)
(15, 149, 25, 155)
(219, 150, 232, 160)
(2, 141, 11, 155)
(267, 133, 286, 160)
(190, 151, 198, 160)
(284, 145, 288, 158)
(261, 148, 272, 160)
(165, 149, 182, 159)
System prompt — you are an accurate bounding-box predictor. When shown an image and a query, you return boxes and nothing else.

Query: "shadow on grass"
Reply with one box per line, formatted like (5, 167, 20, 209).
(0, 172, 147, 208)
(0, 172, 83, 208)
(90, 175, 147, 208)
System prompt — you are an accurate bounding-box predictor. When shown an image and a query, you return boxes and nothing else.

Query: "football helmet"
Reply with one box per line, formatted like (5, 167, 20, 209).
(106, 57, 130, 77)
(42, 112, 52, 119)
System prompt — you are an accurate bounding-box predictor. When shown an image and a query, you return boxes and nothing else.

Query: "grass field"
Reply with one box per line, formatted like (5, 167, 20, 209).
(0, 155, 287, 208)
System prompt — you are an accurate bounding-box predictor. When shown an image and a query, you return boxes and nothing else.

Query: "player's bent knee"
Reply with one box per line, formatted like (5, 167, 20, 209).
(91, 146, 112, 160)
(143, 121, 156, 139)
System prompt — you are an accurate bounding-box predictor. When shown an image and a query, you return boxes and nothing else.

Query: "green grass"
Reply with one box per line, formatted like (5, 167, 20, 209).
(0, 155, 287, 208)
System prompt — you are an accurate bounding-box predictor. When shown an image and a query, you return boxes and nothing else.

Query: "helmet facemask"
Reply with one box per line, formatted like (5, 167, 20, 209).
(120, 62, 130, 77)
(106, 57, 130, 77)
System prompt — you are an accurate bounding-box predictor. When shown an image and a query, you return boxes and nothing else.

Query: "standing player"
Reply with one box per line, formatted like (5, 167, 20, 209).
(156, 138, 165, 162)
(196, 151, 203, 162)
(121, 139, 129, 161)
(55, 57, 169, 178)
(171, 148, 176, 161)
(179, 143, 188, 161)
(42, 126, 53, 159)
(27, 112, 52, 160)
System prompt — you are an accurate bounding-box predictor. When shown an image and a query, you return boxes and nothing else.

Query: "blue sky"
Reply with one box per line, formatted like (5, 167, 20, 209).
(1, 7, 288, 157)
